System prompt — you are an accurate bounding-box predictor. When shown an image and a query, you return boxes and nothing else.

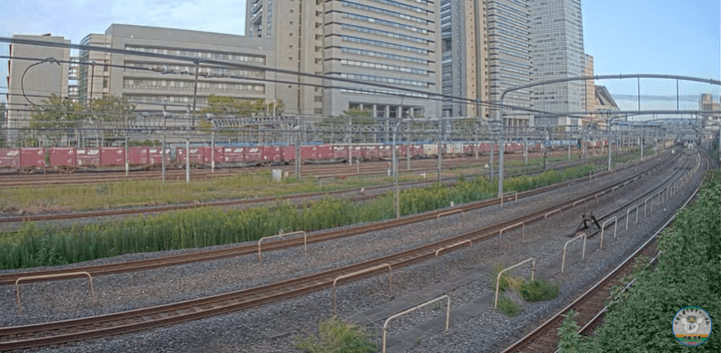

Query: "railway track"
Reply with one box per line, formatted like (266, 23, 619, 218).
(0, 151, 680, 350)
(499, 150, 709, 353)
(0, 153, 660, 286)
(0, 150, 575, 187)
(0, 153, 616, 226)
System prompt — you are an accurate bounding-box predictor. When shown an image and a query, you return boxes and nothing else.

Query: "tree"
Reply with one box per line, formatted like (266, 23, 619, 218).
(322, 107, 375, 127)
(87, 95, 136, 144)
(30, 94, 85, 145)
(200, 95, 284, 116)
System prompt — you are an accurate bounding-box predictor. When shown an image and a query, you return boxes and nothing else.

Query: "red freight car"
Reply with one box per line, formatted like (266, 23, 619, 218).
(127, 147, 149, 165)
(202, 146, 225, 164)
(100, 147, 125, 166)
(148, 147, 171, 165)
(176, 147, 203, 165)
(0, 148, 20, 168)
(20, 148, 46, 168)
(49, 148, 77, 172)
(77, 149, 101, 167)
(261, 146, 283, 162)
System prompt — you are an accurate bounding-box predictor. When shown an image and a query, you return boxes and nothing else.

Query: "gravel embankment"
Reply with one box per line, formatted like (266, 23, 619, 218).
(0, 150, 697, 353)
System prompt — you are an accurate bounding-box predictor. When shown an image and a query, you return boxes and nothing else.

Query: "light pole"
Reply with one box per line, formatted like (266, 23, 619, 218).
(162, 103, 167, 182)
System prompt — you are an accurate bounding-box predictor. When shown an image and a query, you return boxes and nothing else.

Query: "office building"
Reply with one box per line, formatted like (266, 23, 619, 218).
(531, 0, 585, 128)
(248, 0, 443, 120)
(441, 0, 488, 118)
(6, 34, 70, 141)
(76, 24, 277, 120)
(699, 93, 720, 123)
(487, 0, 534, 126)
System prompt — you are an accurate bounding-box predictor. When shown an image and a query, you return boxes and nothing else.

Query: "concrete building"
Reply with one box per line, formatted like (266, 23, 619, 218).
(699, 93, 720, 124)
(6, 34, 70, 141)
(584, 54, 595, 113)
(248, 0, 443, 121)
(78, 24, 276, 121)
(487, 0, 534, 127)
(441, 0, 488, 118)
(531, 0, 585, 128)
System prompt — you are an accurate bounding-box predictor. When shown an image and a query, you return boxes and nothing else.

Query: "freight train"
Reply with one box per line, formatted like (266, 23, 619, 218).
(0, 141, 607, 174)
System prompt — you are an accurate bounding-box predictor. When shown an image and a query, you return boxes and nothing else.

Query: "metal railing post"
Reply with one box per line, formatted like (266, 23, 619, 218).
(382, 295, 450, 353)
(494, 258, 535, 308)
(16, 272, 96, 313)
(257, 230, 308, 261)
(333, 264, 392, 316)
(562, 233, 586, 273)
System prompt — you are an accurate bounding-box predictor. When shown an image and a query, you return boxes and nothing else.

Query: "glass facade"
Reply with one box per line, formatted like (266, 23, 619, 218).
(531, 0, 585, 126)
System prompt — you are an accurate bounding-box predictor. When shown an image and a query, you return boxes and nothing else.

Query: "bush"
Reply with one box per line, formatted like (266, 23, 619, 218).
(295, 317, 377, 353)
(519, 278, 560, 302)
(498, 296, 521, 317)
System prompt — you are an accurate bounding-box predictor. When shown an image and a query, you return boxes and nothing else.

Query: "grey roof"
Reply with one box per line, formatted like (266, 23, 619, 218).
(595, 85, 619, 110)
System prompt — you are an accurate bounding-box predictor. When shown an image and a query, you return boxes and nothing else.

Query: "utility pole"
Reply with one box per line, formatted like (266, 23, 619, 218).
(210, 115, 215, 173)
(162, 104, 167, 182)
(437, 117, 443, 184)
(295, 130, 302, 181)
(186, 106, 191, 184)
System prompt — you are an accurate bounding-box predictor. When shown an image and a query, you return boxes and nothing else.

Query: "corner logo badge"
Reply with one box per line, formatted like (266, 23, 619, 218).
(673, 306, 712, 346)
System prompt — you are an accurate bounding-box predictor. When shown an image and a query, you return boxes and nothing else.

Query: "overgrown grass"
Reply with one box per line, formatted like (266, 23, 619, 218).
(0, 163, 598, 269)
(519, 279, 560, 302)
(497, 296, 522, 317)
(294, 317, 377, 353)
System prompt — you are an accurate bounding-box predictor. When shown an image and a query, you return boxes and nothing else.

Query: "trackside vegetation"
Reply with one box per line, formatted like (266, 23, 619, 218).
(558, 170, 720, 352)
(0, 165, 596, 269)
(294, 317, 377, 353)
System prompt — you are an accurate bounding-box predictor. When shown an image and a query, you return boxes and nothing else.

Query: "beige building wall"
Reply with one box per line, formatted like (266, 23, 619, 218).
(584, 54, 596, 122)
(250, 0, 442, 121)
(442, 0, 488, 118)
(7, 34, 70, 141)
(77, 25, 277, 125)
(247, 0, 324, 118)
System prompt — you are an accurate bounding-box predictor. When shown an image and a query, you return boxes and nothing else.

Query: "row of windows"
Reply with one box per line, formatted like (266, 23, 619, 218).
(127, 95, 205, 105)
(498, 58, 532, 70)
(125, 46, 265, 65)
(338, 72, 431, 87)
(493, 34, 532, 48)
(494, 2, 530, 18)
(124, 79, 265, 93)
(498, 72, 531, 82)
(341, 12, 429, 34)
(340, 47, 430, 65)
(123, 62, 263, 78)
(494, 27, 531, 43)
(340, 59, 429, 75)
(493, 19, 532, 37)
(341, 23, 430, 44)
(499, 65, 532, 76)
(340, 88, 428, 98)
(341, 1, 431, 25)
(494, 41, 531, 54)
(365, 0, 430, 14)
(493, 13, 531, 30)
(493, 49, 530, 60)
(342, 35, 430, 55)
(495, 8, 530, 25)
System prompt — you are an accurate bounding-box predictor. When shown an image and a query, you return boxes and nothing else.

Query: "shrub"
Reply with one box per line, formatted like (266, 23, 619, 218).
(498, 296, 521, 317)
(295, 317, 377, 353)
(519, 278, 560, 302)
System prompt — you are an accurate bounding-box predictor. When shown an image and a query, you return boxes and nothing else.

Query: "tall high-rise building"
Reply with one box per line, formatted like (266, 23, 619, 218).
(531, 0, 585, 127)
(487, 0, 534, 126)
(441, 0, 487, 118)
(583, 54, 595, 113)
(248, 0, 442, 121)
(6, 34, 70, 142)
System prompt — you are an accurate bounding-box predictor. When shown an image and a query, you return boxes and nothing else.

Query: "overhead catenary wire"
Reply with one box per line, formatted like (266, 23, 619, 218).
(0, 36, 573, 119)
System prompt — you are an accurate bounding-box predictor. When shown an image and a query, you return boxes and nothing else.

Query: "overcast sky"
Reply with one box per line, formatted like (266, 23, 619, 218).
(1, 0, 719, 117)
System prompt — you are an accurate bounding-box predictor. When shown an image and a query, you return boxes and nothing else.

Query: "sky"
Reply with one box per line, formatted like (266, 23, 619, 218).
(1, 0, 719, 118)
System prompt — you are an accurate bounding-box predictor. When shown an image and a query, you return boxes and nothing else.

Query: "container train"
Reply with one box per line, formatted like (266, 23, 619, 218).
(0, 140, 607, 174)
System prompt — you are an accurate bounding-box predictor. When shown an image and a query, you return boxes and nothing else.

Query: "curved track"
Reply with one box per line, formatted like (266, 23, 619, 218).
(499, 149, 710, 353)
(0, 151, 679, 350)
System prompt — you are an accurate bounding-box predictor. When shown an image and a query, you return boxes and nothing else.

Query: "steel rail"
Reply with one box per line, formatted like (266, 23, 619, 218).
(499, 150, 707, 353)
(0, 153, 667, 287)
(0, 153, 681, 350)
